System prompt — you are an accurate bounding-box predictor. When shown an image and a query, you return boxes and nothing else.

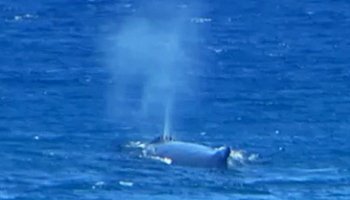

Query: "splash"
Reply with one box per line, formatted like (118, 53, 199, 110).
(227, 149, 259, 169)
(147, 155, 173, 165)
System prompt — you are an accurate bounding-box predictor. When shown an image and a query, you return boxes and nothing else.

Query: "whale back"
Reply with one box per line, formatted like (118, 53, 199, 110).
(146, 139, 230, 168)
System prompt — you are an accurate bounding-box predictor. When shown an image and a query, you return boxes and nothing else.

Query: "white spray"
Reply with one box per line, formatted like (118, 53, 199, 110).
(105, 1, 201, 138)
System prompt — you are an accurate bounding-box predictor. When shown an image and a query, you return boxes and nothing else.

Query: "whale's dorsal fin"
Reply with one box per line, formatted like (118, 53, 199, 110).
(213, 146, 231, 167)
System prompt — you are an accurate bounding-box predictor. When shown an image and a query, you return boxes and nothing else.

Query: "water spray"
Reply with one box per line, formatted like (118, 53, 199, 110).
(163, 94, 173, 139)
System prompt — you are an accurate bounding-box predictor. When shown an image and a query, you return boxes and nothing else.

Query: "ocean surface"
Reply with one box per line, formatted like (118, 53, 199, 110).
(1, 0, 350, 199)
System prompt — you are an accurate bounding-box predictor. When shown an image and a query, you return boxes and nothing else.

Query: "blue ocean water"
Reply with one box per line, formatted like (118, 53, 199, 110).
(1, 0, 350, 199)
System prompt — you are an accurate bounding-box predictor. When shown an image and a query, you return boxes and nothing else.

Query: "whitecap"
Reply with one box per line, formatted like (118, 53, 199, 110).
(190, 17, 212, 24)
(118, 180, 134, 187)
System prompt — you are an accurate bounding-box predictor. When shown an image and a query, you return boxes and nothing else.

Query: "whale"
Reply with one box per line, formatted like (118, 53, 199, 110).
(144, 136, 231, 168)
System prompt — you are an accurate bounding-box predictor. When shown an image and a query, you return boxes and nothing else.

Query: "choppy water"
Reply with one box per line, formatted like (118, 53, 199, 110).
(1, 0, 350, 199)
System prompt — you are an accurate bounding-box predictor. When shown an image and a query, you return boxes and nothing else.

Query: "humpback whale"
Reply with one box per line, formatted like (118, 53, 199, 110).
(144, 136, 231, 168)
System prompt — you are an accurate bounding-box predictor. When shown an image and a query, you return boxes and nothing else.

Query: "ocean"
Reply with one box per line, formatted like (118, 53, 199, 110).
(1, 0, 350, 199)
